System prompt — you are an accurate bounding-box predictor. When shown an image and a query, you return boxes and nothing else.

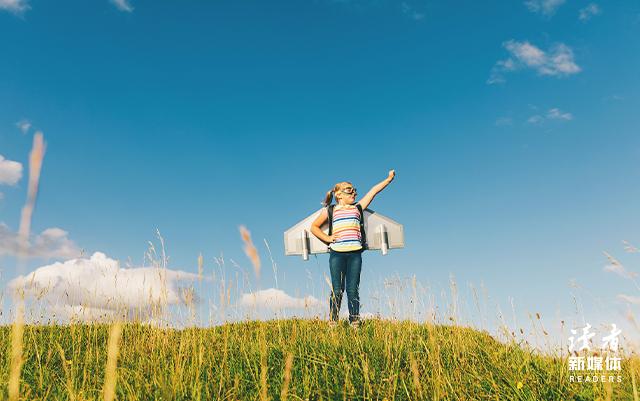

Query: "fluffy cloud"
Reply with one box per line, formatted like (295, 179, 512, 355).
(524, 0, 565, 16)
(0, 223, 81, 259)
(0, 155, 23, 186)
(527, 115, 544, 124)
(547, 108, 573, 120)
(579, 3, 601, 21)
(7, 252, 199, 322)
(505, 41, 546, 67)
(240, 288, 320, 309)
(527, 108, 573, 124)
(110, 0, 133, 12)
(236, 289, 382, 322)
(0, 0, 29, 14)
(488, 40, 580, 84)
(339, 310, 375, 320)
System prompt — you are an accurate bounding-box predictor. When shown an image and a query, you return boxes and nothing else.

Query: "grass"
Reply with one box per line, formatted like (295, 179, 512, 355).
(1, 318, 638, 400)
(3, 133, 640, 400)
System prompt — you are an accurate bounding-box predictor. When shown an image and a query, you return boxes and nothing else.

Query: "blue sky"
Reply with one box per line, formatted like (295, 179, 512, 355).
(1, 0, 640, 347)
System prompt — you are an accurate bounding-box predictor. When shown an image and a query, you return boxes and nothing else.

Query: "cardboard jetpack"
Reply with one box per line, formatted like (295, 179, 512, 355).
(284, 206, 404, 260)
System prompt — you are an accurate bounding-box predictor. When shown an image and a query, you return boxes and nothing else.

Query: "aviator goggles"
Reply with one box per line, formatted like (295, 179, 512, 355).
(340, 187, 357, 195)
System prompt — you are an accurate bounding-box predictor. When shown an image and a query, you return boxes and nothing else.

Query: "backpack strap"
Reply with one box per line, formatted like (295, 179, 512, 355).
(355, 203, 367, 249)
(327, 204, 335, 236)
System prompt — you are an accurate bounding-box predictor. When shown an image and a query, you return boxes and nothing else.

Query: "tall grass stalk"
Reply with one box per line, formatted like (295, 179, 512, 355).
(103, 321, 122, 401)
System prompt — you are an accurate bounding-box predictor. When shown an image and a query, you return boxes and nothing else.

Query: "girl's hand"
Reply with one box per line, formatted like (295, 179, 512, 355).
(387, 169, 395, 182)
(358, 169, 396, 210)
(326, 234, 336, 244)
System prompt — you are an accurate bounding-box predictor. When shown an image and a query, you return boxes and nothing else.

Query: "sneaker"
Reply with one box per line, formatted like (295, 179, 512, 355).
(328, 320, 338, 328)
(350, 319, 360, 330)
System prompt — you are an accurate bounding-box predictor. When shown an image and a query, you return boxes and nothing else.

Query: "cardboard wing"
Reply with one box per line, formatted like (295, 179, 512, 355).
(284, 207, 404, 260)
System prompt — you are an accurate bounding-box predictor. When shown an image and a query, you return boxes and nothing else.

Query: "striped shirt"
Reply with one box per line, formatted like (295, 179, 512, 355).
(329, 203, 363, 252)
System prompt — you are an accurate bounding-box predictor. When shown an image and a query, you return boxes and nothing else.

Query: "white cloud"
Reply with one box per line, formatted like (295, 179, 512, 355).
(527, 115, 544, 124)
(486, 59, 515, 84)
(524, 0, 565, 16)
(240, 288, 320, 309)
(506, 41, 546, 66)
(16, 119, 31, 135)
(488, 40, 580, 84)
(547, 108, 573, 120)
(237, 289, 381, 322)
(110, 0, 133, 12)
(339, 310, 375, 320)
(0, 155, 23, 186)
(7, 252, 199, 322)
(542, 44, 581, 75)
(579, 3, 601, 21)
(526, 108, 573, 124)
(0, 0, 29, 14)
(0, 223, 81, 259)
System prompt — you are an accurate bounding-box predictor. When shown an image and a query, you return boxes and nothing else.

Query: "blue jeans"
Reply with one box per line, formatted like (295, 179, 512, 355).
(329, 248, 363, 322)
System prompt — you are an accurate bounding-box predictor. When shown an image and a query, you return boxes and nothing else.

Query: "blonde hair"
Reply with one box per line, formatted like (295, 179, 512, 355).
(322, 181, 353, 207)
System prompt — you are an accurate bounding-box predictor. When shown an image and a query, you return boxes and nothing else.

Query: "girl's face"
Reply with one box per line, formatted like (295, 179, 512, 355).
(336, 183, 357, 204)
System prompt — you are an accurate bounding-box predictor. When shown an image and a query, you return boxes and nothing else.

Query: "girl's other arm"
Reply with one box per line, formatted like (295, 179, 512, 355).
(358, 170, 395, 210)
(310, 208, 334, 244)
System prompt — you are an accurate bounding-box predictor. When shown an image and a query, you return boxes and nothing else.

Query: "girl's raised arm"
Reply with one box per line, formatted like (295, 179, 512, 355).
(357, 170, 395, 210)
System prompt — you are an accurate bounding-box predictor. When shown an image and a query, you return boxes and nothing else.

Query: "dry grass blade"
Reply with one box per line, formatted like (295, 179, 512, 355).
(631, 356, 639, 401)
(281, 353, 294, 401)
(10, 132, 46, 401)
(239, 225, 261, 278)
(409, 352, 423, 399)
(198, 252, 204, 282)
(259, 327, 268, 401)
(324, 273, 332, 290)
(624, 240, 639, 253)
(603, 251, 638, 279)
(8, 303, 24, 401)
(103, 321, 123, 401)
(19, 131, 46, 241)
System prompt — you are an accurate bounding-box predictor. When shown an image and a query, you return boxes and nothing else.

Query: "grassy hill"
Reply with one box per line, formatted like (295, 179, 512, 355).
(1, 318, 638, 400)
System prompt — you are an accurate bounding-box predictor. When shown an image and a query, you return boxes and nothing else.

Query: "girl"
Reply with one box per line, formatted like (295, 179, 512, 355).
(310, 170, 396, 328)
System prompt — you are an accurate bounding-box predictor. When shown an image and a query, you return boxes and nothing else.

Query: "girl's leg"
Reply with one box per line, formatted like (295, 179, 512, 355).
(329, 251, 347, 321)
(345, 251, 363, 323)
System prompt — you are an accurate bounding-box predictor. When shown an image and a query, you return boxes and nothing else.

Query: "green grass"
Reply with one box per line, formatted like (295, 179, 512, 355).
(1, 318, 638, 400)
